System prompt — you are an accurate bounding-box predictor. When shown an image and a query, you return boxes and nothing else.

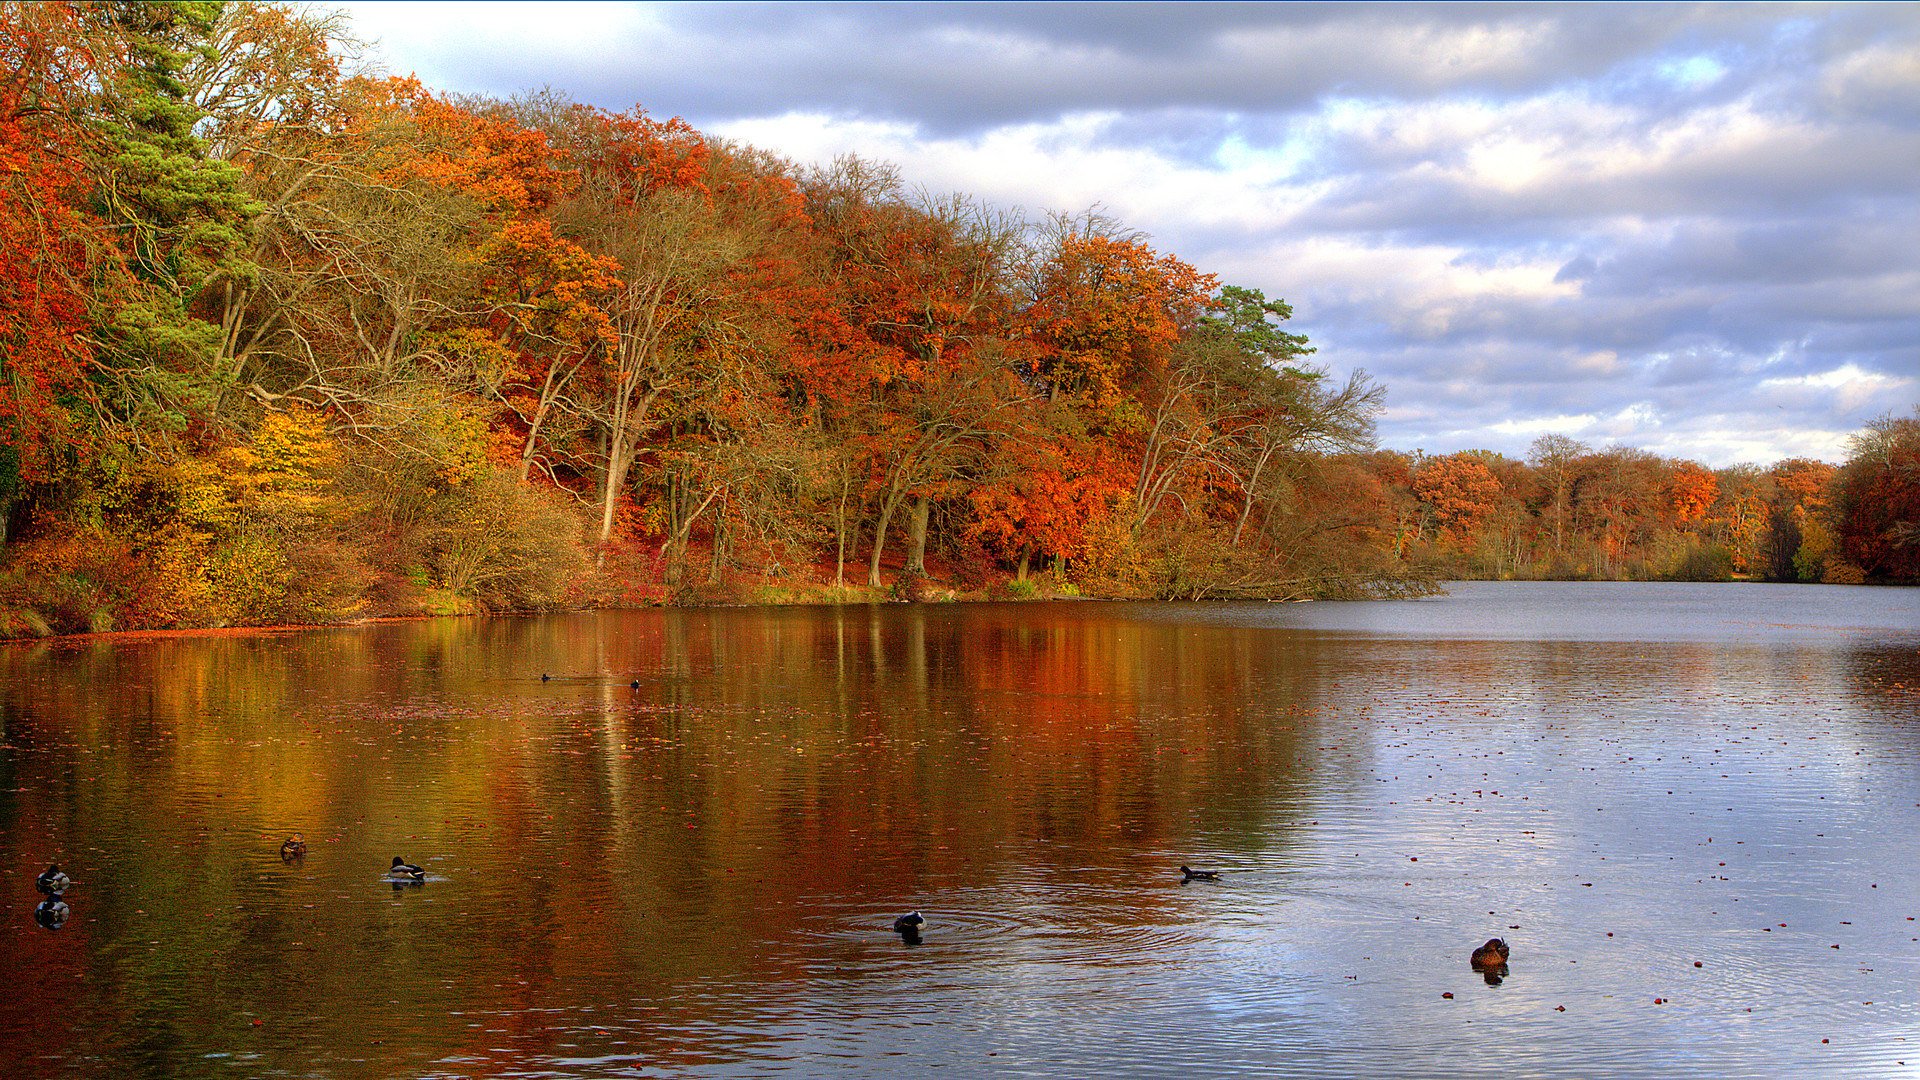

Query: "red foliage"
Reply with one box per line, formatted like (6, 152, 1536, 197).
(0, 1, 113, 483)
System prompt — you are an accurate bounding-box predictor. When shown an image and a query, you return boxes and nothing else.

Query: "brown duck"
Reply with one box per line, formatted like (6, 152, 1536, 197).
(1470, 938, 1511, 967)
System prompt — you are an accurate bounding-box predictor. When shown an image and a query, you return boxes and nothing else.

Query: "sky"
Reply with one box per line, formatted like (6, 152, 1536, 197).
(334, 1, 1918, 467)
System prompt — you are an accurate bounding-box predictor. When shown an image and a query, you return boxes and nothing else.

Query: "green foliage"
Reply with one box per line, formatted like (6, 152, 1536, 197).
(204, 530, 291, 623)
(1792, 511, 1838, 583)
(1667, 544, 1734, 582)
(89, 0, 259, 431)
(1199, 284, 1315, 371)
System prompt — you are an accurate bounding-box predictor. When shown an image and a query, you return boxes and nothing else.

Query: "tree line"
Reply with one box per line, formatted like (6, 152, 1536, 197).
(2, 3, 1912, 637)
(1374, 418, 1918, 585)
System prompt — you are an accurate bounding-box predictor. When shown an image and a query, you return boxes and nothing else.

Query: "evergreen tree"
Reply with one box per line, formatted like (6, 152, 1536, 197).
(89, 0, 257, 439)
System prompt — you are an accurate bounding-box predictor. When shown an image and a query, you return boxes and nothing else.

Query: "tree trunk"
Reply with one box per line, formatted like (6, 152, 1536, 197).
(867, 488, 907, 588)
(904, 495, 930, 575)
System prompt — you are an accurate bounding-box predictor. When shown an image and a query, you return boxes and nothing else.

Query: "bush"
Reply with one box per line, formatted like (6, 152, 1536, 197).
(1667, 544, 1735, 582)
(425, 467, 590, 610)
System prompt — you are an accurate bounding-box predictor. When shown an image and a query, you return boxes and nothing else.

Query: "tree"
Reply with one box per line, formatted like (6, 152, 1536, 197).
(1194, 286, 1380, 545)
(802, 159, 1037, 586)
(1414, 453, 1504, 546)
(88, 0, 258, 440)
(1572, 445, 1661, 579)
(1662, 460, 1719, 525)
(535, 104, 751, 549)
(1832, 409, 1920, 581)
(0, 1, 112, 511)
(1019, 224, 1221, 542)
(478, 216, 620, 484)
(1528, 433, 1589, 556)
(1707, 463, 1767, 574)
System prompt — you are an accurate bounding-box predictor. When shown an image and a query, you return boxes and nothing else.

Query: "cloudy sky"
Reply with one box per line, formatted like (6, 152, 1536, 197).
(337, 1, 1917, 467)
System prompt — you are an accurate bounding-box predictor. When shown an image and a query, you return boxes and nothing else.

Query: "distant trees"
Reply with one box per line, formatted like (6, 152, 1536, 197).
(1831, 410, 1920, 581)
(1352, 412, 1918, 586)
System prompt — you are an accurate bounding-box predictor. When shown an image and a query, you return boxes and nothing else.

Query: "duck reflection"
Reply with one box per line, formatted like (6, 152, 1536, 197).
(1470, 938, 1510, 985)
(34, 894, 70, 930)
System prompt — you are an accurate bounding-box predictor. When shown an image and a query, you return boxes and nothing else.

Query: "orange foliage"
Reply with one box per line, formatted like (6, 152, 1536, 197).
(1662, 460, 1718, 522)
(969, 436, 1133, 569)
(1770, 458, 1835, 511)
(1021, 234, 1216, 431)
(351, 78, 575, 216)
(1413, 454, 1504, 544)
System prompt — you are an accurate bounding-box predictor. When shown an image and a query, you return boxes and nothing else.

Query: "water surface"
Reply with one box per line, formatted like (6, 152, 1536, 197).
(3, 582, 1917, 1078)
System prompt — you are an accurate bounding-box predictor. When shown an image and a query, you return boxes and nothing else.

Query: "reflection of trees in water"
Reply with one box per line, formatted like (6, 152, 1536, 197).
(1844, 644, 1920, 747)
(7, 602, 1915, 1075)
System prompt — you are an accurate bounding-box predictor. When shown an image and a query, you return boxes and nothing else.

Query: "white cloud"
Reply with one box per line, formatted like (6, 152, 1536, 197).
(1759, 363, 1918, 417)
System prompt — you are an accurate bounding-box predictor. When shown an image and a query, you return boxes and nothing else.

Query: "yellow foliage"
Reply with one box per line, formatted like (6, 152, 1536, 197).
(223, 406, 341, 511)
(431, 406, 492, 487)
(136, 521, 215, 627)
(1070, 496, 1144, 590)
(206, 532, 293, 623)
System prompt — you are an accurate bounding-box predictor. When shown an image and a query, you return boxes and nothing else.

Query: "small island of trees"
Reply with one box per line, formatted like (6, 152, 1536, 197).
(2, 3, 1915, 638)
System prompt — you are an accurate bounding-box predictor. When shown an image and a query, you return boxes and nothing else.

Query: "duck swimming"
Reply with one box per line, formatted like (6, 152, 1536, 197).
(280, 837, 307, 860)
(1180, 865, 1220, 882)
(36, 863, 69, 894)
(1470, 938, 1511, 967)
(893, 911, 924, 933)
(388, 857, 426, 882)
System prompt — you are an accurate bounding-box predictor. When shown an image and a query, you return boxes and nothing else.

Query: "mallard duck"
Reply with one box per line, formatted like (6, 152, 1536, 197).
(388, 856, 426, 882)
(1180, 865, 1220, 882)
(1470, 938, 1510, 967)
(280, 837, 307, 860)
(893, 910, 924, 933)
(36, 863, 70, 893)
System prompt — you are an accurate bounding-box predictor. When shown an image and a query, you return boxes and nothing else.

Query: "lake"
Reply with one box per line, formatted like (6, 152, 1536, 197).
(2, 581, 1917, 1078)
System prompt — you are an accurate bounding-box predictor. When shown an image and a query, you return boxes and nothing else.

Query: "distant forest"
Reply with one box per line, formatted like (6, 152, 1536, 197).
(3, 2, 1916, 638)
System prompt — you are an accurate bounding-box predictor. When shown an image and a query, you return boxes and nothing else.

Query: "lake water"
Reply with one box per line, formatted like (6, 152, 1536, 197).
(2, 581, 1917, 1079)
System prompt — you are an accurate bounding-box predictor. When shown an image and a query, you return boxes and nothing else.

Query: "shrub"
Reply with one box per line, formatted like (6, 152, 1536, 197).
(1667, 544, 1734, 582)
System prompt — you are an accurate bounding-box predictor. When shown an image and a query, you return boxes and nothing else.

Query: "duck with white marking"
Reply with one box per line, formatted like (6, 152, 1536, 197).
(36, 863, 69, 894)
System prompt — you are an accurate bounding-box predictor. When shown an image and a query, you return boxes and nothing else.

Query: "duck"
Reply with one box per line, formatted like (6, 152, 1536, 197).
(388, 856, 427, 882)
(280, 836, 307, 860)
(893, 910, 925, 933)
(1470, 938, 1511, 967)
(1180, 865, 1220, 882)
(36, 863, 70, 893)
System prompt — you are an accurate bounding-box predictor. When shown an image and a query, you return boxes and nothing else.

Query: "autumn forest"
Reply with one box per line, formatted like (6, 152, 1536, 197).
(2, 2, 1915, 638)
